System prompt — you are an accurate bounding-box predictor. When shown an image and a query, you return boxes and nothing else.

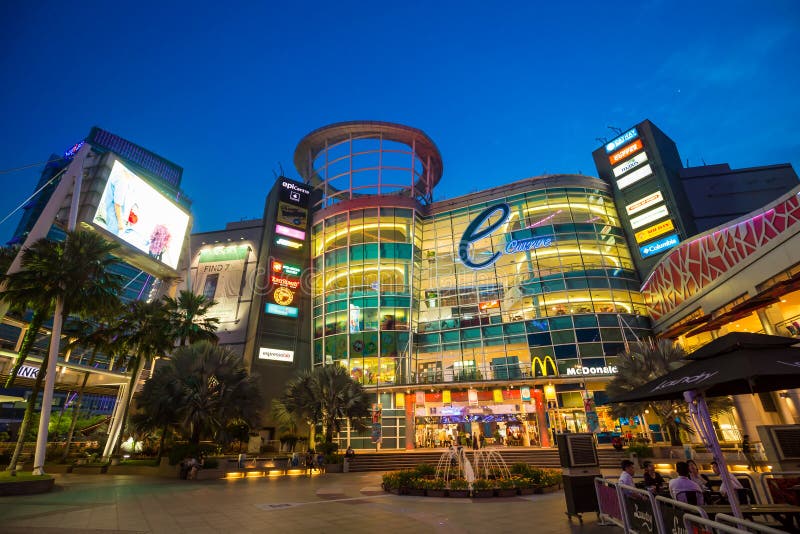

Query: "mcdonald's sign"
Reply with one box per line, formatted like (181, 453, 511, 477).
(532, 356, 558, 377)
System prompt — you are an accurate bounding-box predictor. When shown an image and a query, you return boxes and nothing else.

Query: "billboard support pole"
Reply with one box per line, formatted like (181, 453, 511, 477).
(32, 146, 88, 475)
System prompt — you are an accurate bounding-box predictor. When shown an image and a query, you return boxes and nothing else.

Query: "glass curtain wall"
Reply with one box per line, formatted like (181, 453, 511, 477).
(415, 186, 650, 384)
(312, 208, 422, 386)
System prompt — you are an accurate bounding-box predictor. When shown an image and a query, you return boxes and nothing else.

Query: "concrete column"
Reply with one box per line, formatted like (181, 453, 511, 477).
(756, 309, 776, 335)
(784, 390, 800, 423)
(731, 394, 770, 439)
(405, 393, 415, 450)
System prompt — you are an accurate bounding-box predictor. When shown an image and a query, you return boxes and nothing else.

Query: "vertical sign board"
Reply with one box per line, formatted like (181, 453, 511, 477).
(266, 178, 311, 318)
(371, 404, 382, 443)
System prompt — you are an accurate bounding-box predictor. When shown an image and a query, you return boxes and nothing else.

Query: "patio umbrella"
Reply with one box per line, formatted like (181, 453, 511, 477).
(607, 332, 800, 519)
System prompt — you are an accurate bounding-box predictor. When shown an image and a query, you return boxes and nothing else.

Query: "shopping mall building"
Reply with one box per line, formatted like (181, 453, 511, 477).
(180, 120, 799, 450)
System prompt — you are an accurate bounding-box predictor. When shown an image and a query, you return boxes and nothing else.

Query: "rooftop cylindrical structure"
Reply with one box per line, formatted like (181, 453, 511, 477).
(294, 121, 443, 210)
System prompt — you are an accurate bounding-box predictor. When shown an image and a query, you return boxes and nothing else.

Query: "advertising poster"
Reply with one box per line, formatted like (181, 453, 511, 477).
(93, 160, 189, 269)
(194, 245, 249, 323)
(371, 404, 382, 444)
(583, 391, 600, 433)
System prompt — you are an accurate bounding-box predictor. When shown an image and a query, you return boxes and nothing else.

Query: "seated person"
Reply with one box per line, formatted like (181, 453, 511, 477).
(643, 461, 666, 493)
(710, 461, 755, 504)
(619, 459, 636, 487)
(669, 461, 705, 504)
(345, 446, 355, 459)
(686, 460, 708, 492)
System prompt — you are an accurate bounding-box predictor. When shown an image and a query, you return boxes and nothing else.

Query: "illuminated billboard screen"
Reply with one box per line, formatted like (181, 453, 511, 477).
(92, 160, 189, 269)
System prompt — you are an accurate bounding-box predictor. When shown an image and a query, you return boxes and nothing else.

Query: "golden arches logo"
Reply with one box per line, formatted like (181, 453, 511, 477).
(532, 356, 557, 377)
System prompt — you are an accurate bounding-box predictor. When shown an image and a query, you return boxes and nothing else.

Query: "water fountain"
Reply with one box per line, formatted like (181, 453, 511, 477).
(433, 446, 511, 487)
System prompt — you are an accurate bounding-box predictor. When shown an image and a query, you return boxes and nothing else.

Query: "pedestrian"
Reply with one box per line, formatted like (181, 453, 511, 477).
(741, 434, 756, 471)
(472, 433, 479, 450)
(345, 446, 355, 459)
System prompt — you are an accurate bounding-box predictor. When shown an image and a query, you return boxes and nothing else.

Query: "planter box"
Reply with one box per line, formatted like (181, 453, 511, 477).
(195, 468, 224, 481)
(496, 488, 518, 498)
(325, 463, 343, 473)
(0, 477, 55, 496)
(473, 489, 494, 498)
(448, 489, 470, 498)
(427, 489, 447, 498)
(519, 487, 536, 495)
(407, 488, 426, 496)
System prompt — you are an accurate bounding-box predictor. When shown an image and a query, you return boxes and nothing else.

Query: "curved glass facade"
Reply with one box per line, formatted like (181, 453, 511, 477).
(312, 207, 422, 385)
(415, 185, 649, 385)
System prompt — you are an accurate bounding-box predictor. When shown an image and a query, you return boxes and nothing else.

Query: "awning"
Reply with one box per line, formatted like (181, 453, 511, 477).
(684, 296, 780, 337)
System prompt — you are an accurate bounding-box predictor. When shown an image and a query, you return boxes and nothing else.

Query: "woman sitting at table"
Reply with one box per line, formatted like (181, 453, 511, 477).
(669, 461, 705, 504)
(710, 461, 755, 504)
(687, 460, 708, 491)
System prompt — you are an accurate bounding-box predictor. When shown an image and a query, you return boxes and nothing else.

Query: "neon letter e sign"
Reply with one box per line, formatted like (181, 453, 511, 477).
(458, 203, 511, 269)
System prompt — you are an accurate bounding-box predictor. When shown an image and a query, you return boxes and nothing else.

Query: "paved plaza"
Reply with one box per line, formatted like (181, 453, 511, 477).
(0, 472, 613, 533)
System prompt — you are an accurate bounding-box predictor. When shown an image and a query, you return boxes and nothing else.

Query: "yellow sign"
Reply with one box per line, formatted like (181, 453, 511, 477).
(442, 390, 451, 403)
(635, 219, 675, 243)
(395, 392, 405, 408)
(532, 356, 557, 377)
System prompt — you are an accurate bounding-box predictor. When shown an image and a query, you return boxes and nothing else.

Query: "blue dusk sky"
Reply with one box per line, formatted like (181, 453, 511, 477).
(1, 1, 799, 243)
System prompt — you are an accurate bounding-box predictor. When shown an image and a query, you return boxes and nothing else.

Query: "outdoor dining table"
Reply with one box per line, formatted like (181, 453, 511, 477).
(701, 503, 800, 531)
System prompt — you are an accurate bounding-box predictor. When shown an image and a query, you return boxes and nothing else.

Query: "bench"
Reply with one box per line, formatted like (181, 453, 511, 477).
(67, 463, 109, 474)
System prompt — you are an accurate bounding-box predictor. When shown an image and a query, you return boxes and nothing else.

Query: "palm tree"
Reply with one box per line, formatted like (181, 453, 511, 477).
(131, 365, 182, 456)
(139, 341, 262, 445)
(164, 290, 220, 346)
(1, 231, 121, 471)
(606, 339, 731, 446)
(107, 298, 174, 456)
(279, 364, 370, 445)
(60, 317, 123, 460)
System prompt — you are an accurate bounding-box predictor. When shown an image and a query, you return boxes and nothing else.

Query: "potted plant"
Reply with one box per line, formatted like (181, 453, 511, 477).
(425, 478, 447, 497)
(540, 469, 563, 493)
(406, 476, 426, 496)
(396, 469, 416, 495)
(382, 472, 400, 494)
(496, 477, 518, 497)
(447, 477, 470, 498)
(471, 478, 494, 498)
(518, 476, 537, 495)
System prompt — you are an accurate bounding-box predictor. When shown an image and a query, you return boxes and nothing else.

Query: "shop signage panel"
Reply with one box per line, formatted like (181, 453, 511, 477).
(18, 364, 40, 379)
(565, 365, 618, 376)
(265, 303, 299, 317)
(629, 204, 669, 229)
(616, 163, 653, 190)
(479, 300, 500, 310)
(635, 219, 675, 243)
(613, 151, 649, 178)
(277, 202, 308, 229)
(625, 191, 664, 216)
(276, 237, 303, 249)
(272, 260, 301, 277)
(605, 127, 639, 153)
(258, 347, 294, 362)
(608, 139, 644, 165)
(275, 224, 306, 240)
(639, 233, 680, 258)
(279, 179, 311, 206)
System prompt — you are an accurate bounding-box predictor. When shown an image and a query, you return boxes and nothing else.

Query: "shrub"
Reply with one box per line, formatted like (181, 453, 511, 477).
(510, 462, 531, 477)
(627, 443, 654, 459)
(448, 477, 468, 490)
(497, 478, 517, 489)
(382, 472, 400, 490)
(324, 453, 343, 464)
(472, 478, 492, 490)
(168, 443, 216, 466)
(396, 469, 418, 489)
(317, 442, 339, 456)
(425, 478, 446, 490)
(415, 463, 435, 477)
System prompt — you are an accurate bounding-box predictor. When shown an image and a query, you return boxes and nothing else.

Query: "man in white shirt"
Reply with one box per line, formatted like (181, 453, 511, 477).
(619, 459, 636, 487)
(669, 461, 705, 504)
(711, 461, 752, 504)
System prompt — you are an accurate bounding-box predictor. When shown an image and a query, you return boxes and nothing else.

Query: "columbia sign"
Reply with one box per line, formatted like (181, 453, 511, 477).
(651, 370, 718, 392)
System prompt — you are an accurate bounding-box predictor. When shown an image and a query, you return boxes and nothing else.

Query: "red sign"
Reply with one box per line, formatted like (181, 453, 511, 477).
(608, 139, 644, 165)
(479, 300, 500, 310)
(271, 274, 300, 289)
